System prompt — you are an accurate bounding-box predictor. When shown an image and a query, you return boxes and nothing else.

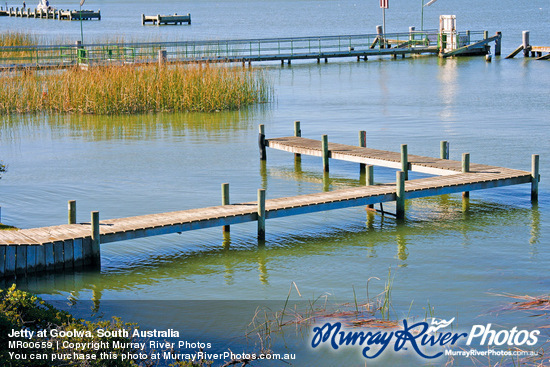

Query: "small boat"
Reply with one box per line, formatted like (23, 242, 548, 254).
(36, 0, 54, 11)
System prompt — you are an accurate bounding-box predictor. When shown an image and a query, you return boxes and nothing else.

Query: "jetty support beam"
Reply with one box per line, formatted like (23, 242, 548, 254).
(532, 154, 539, 202)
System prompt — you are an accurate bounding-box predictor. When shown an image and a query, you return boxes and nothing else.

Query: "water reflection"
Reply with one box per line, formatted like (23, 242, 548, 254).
(0, 106, 272, 142)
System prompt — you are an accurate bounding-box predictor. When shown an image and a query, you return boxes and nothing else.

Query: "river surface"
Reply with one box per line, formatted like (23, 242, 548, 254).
(1, 0, 549, 366)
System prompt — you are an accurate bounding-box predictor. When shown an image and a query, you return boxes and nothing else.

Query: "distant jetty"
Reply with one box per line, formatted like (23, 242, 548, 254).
(1, 6, 100, 20)
(142, 13, 191, 26)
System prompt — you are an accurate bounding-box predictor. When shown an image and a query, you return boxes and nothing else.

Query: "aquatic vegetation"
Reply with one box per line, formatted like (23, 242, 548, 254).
(0, 32, 37, 47)
(0, 64, 272, 114)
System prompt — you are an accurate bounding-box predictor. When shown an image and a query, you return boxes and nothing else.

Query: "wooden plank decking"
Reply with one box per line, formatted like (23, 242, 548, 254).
(0, 134, 537, 277)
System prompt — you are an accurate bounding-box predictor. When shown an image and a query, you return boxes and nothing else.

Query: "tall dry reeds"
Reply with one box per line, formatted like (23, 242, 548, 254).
(0, 64, 271, 114)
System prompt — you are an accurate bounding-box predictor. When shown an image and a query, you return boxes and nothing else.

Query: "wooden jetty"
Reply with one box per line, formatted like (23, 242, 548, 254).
(0, 124, 539, 278)
(5, 7, 100, 20)
(506, 31, 550, 60)
(0, 27, 501, 71)
(142, 13, 191, 25)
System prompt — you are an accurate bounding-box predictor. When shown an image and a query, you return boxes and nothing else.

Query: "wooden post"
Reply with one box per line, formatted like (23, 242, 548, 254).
(222, 183, 230, 232)
(483, 31, 488, 40)
(495, 32, 502, 56)
(158, 50, 167, 67)
(257, 189, 266, 240)
(35, 245, 45, 273)
(401, 144, 408, 180)
(322, 135, 329, 172)
(53, 241, 63, 270)
(366, 165, 374, 209)
(409, 26, 415, 42)
(531, 154, 539, 202)
(68, 200, 76, 224)
(5, 246, 15, 276)
(462, 153, 470, 199)
(359, 130, 366, 175)
(294, 120, 301, 159)
(523, 31, 530, 57)
(440, 141, 449, 159)
(396, 171, 405, 220)
(91, 211, 100, 265)
(73, 238, 83, 268)
(0, 246, 5, 277)
(258, 124, 266, 161)
(16, 246, 27, 274)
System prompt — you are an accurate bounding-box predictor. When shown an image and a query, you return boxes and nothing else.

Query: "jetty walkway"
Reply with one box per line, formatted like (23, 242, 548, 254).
(0, 29, 500, 71)
(0, 124, 539, 278)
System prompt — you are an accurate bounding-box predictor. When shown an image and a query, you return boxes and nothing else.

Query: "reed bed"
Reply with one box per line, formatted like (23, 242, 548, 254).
(0, 64, 271, 114)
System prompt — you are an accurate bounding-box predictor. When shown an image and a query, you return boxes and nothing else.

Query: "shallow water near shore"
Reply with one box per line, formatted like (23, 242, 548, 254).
(1, 0, 550, 366)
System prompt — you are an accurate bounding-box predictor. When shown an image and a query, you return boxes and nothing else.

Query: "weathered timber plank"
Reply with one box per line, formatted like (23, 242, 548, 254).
(5, 246, 16, 276)
(73, 238, 83, 268)
(44, 242, 55, 270)
(26, 246, 36, 273)
(35, 245, 45, 272)
(64, 240, 74, 269)
(53, 241, 64, 270)
(0, 246, 5, 277)
(16, 246, 27, 274)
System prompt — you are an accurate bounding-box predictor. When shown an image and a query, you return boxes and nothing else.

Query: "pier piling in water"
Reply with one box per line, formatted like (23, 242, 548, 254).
(222, 183, 230, 232)
(396, 171, 405, 219)
(68, 200, 76, 224)
(359, 130, 367, 174)
(532, 154, 539, 202)
(462, 153, 470, 199)
(440, 141, 449, 160)
(523, 31, 530, 57)
(401, 144, 408, 180)
(257, 189, 266, 240)
(259, 124, 266, 161)
(294, 121, 301, 159)
(322, 135, 329, 172)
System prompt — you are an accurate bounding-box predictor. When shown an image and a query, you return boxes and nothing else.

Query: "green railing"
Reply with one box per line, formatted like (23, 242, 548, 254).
(0, 30, 443, 68)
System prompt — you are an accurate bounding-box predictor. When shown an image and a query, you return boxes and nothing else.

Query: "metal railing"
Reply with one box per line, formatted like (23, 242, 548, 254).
(0, 30, 444, 69)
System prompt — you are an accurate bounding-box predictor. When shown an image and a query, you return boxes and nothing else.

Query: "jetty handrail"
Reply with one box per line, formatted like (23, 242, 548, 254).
(0, 30, 442, 68)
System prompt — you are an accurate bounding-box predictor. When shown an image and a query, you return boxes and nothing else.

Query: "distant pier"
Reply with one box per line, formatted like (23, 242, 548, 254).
(0, 123, 539, 278)
(142, 13, 191, 25)
(3, 6, 100, 20)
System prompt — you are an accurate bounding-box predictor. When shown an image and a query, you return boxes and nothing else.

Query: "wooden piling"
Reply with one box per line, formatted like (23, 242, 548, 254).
(73, 238, 83, 268)
(0, 246, 5, 277)
(68, 200, 76, 224)
(396, 171, 405, 219)
(440, 141, 449, 159)
(294, 121, 301, 159)
(16, 246, 27, 274)
(259, 124, 266, 161)
(64, 240, 74, 269)
(222, 183, 230, 232)
(322, 135, 329, 172)
(26, 246, 36, 274)
(44, 242, 54, 269)
(523, 31, 530, 57)
(257, 189, 266, 240)
(366, 165, 374, 209)
(35, 245, 45, 272)
(5, 246, 15, 276)
(359, 130, 366, 174)
(158, 50, 167, 67)
(495, 32, 502, 56)
(401, 144, 408, 180)
(462, 153, 470, 199)
(531, 154, 539, 202)
(53, 241, 63, 270)
(91, 211, 100, 265)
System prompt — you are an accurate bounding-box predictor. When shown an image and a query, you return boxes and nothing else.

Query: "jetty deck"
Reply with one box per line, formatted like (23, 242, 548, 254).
(0, 125, 538, 278)
(0, 30, 499, 71)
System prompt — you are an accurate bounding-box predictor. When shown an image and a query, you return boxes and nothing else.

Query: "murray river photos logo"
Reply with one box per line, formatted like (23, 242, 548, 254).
(310, 318, 540, 360)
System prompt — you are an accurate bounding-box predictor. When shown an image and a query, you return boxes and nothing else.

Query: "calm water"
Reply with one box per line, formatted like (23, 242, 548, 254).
(1, 1, 550, 366)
